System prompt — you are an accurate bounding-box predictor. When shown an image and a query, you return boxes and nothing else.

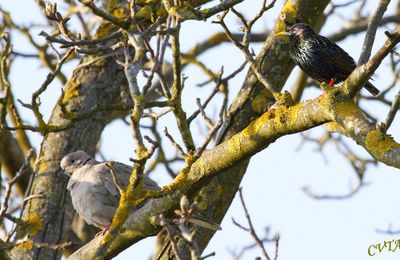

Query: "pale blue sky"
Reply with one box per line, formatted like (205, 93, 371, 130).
(2, 0, 400, 259)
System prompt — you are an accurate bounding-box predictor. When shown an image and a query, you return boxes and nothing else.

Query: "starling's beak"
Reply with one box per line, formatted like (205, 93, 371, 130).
(275, 31, 290, 37)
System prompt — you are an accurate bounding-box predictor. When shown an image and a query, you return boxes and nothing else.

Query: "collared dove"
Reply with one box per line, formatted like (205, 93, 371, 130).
(60, 150, 159, 230)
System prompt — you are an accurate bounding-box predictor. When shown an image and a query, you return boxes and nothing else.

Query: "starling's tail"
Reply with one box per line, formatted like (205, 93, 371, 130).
(364, 81, 380, 96)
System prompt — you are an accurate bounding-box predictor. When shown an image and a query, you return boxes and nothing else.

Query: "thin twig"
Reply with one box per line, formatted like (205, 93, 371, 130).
(188, 68, 224, 123)
(106, 162, 124, 195)
(237, 188, 271, 260)
(156, 215, 183, 260)
(39, 29, 122, 47)
(195, 94, 227, 158)
(162, 0, 245, 21)
(169, 18, 195, 152)
(164, 127, 186, 157)
(358, 0, 391, 65)
(375, 223, 400, 235)
(214, 10, 276, 99)
(143, 108, 173, 120)
(0, 235, 71, 250)
(329, 14, 400, 42)
(273, 234, 280, 260)
(382, 91, 400, 132)
(32, 48, 74, 106)
(196, 98, 214, 130)
(0, 33, 12, 132)
(201, 252, 216, 260)
(154, 17, 173, 99)
(78, 0, 128, 29)
(0, 149, 34, 222)
(303, 181, 369, 200)
(347, 26, 400, 97)
(326, 0, 360, 16)
(189, 62, 245, 123)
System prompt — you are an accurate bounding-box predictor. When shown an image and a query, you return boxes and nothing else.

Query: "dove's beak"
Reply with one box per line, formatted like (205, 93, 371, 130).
(275, 31, 290, 37)
(59, 169, 71, 177)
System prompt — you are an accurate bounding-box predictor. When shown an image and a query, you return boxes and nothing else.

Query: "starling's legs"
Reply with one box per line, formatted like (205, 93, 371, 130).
(328, 78, 336, 87)
(318, 78, 336, 103)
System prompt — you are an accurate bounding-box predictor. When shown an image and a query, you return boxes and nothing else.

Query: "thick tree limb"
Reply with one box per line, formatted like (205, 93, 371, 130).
(69, 78, 400, 259)
(68, 92, 332, 259)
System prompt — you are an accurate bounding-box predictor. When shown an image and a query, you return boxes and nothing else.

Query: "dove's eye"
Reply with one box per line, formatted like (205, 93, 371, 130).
(70, 160, 75, 164)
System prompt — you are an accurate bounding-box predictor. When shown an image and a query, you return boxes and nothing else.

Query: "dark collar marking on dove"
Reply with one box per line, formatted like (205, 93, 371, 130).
(83, 157, 91, 166)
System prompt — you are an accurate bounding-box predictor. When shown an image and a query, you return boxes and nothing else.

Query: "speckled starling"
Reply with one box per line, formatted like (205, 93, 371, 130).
(276, 23, 379, 96)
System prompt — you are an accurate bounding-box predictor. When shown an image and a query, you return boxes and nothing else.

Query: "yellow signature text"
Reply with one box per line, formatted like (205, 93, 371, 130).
(368, 239, 400, 256)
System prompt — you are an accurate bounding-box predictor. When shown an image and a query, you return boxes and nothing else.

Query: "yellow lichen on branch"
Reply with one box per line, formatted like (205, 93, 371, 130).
(22, 214, 43, 236)
(365, 130, 400, 159)
(320, 86, 400, 168)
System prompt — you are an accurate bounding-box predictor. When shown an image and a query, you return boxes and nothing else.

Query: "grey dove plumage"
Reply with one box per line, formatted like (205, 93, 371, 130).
(60, 150, 159, 229)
